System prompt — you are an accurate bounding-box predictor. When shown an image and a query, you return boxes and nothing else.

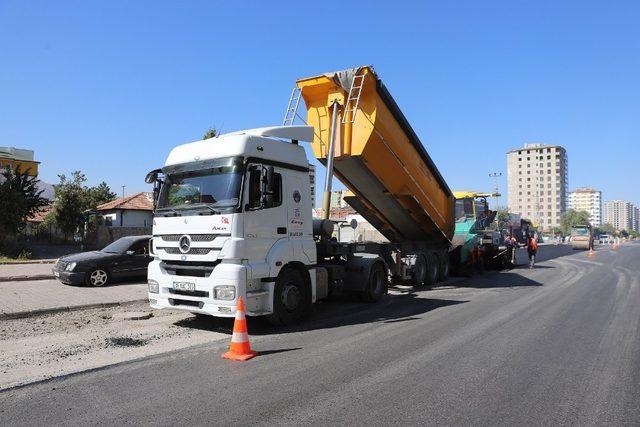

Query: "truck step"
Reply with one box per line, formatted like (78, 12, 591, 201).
(246, 290, 269, 298)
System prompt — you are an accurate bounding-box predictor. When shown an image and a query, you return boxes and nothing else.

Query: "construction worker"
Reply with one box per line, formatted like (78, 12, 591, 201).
(526, 232, 538, 269)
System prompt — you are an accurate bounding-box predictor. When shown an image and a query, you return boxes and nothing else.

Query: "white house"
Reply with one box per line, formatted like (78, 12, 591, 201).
(95, 192, 154, 228)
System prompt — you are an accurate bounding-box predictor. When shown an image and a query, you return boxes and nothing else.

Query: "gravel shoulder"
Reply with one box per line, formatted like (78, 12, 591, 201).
(0, 302, 229, 390)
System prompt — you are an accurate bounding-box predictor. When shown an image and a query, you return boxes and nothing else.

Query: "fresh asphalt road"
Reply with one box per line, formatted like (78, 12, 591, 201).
(2, 243, 640, 426)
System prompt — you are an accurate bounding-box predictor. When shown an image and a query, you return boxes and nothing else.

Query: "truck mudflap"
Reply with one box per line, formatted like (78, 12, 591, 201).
(343, 254, 387, 293)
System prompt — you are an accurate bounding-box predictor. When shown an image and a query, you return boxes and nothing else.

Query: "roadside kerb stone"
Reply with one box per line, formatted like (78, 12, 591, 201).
(0, 274, 54, 283)
(0, 299, 148, 320)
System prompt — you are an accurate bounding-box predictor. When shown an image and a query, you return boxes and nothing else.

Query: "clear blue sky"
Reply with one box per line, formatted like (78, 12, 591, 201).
(1, 0, 638, 206)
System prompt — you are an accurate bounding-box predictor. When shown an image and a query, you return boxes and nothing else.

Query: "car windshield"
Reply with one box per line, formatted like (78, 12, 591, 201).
(102, 238, 136, 253)
(157, 158, 242, 213)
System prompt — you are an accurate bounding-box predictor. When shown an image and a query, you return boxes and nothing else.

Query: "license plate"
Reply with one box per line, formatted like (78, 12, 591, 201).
(54, 271, 60, 278)
(173, 281, 195, 292)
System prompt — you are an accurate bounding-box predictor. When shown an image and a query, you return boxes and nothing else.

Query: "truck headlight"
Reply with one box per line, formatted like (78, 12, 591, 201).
(148, 279, 159, 294)
(65, 262, 77, 272)
(214, 285, 236, 300)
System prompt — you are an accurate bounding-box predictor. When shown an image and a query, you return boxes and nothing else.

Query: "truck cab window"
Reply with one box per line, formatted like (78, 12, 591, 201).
(246, 166, 282, 210)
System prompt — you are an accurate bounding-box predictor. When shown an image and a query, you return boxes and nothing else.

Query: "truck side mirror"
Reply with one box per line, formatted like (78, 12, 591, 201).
(264, 166, 275, 206)
(145, 169, 160, 184)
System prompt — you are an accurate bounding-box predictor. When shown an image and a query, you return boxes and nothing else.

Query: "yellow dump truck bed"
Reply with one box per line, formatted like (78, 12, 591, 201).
(297, 66, 454, 246)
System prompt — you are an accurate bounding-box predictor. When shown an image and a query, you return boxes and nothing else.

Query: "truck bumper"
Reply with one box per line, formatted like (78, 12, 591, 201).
(147, 260, 248, 318)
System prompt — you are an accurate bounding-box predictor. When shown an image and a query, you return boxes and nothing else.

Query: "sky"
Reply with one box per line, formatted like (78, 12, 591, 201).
(1, 0, 639, 207)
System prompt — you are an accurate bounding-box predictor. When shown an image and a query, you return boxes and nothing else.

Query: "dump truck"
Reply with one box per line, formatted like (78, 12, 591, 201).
(145, 66, 455, 325)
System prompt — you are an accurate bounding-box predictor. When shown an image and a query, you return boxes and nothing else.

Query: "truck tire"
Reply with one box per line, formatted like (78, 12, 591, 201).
(411, 254, 428, 287)
(438, 253, 450, 282)
(425, 253, 439, 287)
(267, 267, 309, 326)
(361, 262, 387, 302)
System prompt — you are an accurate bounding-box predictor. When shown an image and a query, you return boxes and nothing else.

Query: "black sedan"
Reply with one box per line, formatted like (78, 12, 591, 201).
(53, 235, 152, 287)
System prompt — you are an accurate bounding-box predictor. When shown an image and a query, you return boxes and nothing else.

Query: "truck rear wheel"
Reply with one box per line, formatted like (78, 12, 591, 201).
(267, 267, 309, 326)
(438, 253, 450, 282)
(411, 254, 428, 287)
(425, 253, 439, 287)
(361, 262, 387, 302)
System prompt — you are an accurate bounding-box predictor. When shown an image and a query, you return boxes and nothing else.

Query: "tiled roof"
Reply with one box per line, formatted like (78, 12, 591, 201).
(96, 192, 153, 212)
(27, 204, 54, 222)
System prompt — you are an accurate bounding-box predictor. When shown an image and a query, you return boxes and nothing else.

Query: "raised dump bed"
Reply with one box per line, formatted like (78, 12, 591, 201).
(296, 66, 454, 247)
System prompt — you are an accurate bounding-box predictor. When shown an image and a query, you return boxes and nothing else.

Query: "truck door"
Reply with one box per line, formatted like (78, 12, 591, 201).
(243, 163, 288, 262)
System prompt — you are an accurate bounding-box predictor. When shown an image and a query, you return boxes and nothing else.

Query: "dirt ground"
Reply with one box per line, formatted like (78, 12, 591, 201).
(0, 303, 231, 390)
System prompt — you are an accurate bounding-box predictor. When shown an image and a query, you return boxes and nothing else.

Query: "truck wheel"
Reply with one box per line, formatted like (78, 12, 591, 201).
(425, 253, 439, 287)
(411, 254, 428, 287)
(361, 262, 387, 302)
(267, 267, 309, 326)
(438, 253, 450, 282)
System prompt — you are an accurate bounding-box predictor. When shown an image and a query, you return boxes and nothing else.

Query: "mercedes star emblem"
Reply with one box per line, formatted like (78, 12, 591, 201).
(179, 235, 191, 253)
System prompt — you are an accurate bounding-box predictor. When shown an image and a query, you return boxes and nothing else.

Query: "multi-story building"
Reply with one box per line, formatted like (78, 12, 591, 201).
(507, 143, 568, 230)
(0, 146, 39, 176)
(633, 206, 639, 233)
(603, 200, 634, 231)
(568, 187, 602, 226)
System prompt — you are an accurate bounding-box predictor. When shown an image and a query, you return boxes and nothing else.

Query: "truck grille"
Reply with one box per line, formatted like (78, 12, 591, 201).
(161, 261, 218, 277)
(159, 247, 211, 255)
(159, 234, 217, 242)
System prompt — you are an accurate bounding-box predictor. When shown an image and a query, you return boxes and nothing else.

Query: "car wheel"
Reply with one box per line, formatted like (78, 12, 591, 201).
(86, 268, 109, 287)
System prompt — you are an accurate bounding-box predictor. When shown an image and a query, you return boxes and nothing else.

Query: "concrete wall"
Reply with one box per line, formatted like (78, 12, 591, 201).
(87, 225, 151, 249)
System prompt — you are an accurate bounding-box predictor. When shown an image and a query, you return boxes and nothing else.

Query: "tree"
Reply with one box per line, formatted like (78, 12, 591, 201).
(560, 209, 591, 236)
(87, 181, 116, 207)
(495, 206, 511, 231)
(595, 223, 616, 235)
(53, 171, 89, 239)
(203, 127, 217, 139)
(0, 166, 48, 241)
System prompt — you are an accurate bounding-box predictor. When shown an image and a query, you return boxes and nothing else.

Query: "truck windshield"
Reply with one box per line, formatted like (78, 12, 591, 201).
(157, 161, 242, 213)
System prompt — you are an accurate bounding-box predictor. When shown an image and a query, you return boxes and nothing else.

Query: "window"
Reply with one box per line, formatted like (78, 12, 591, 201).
(247, 166, 283, 210)
(129, 240, 148, 255)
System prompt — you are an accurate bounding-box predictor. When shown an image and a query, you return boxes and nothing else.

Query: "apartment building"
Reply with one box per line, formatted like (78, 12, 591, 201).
(568, 187, 602, 226)
(603, 200, 634, 231)
(507, 143, 568, 230)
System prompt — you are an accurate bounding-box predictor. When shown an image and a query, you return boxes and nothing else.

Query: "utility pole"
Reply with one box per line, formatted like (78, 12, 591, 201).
(489, 172, 502, 207)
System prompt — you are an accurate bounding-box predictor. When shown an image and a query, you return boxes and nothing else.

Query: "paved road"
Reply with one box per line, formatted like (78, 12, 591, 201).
(1, 243, 639, 425)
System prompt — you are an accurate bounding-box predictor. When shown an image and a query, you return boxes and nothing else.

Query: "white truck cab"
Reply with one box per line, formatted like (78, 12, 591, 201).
(146, 126, 321, 324)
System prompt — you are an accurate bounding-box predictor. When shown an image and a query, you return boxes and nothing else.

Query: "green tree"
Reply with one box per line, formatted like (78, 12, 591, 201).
(0, 166, 49, 242)
(52, 171, 90, 239)
(560, 209, 591, 235)
(203, 127, 217, 139)
(495, 206, 511, 231)
(595, 223, 616, 235)
(87, 181, 116, 207)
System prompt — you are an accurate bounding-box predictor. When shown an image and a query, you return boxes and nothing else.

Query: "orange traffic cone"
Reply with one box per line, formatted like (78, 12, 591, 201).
(222, 297, 257, 361)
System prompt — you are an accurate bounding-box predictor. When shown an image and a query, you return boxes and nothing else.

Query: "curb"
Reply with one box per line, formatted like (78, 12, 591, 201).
(0, 299, 148, 320)
(0, 274, 54, 283)
(0, 259, 56, 265)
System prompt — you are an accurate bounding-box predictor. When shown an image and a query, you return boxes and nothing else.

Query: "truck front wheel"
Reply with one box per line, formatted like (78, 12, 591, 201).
(268, 267, 309, 326)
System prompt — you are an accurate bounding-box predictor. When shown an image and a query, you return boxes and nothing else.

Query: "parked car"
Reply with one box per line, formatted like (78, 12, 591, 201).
(53, 235, 152, 286)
